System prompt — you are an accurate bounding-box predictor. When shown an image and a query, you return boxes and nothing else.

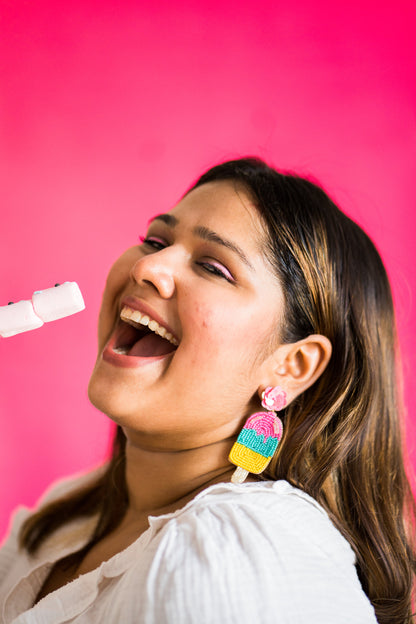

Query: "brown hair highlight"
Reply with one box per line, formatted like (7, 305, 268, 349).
(20, 157, 416, 622)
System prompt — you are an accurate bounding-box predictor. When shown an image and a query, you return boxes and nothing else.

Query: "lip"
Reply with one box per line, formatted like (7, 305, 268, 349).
(101, 295, 178, 369)
(102, 335, 175, 368)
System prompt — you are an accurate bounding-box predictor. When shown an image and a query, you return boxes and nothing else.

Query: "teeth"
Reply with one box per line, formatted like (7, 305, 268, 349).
(156, 326, 167, 338)
(120, 306, 179, 346)
(113, 346, 129, 355)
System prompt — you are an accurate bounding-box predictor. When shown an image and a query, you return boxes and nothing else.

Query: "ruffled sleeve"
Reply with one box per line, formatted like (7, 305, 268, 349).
(0, 507, 31, 588)
(137, 483, 378, 624)
(0, 466, 104, 591)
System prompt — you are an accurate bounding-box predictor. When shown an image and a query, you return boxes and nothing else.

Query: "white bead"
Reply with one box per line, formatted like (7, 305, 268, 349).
(231, 466, 249, 484)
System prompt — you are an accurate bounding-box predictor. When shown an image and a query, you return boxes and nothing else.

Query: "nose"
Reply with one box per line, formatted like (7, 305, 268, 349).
(130, 247, 177, 299)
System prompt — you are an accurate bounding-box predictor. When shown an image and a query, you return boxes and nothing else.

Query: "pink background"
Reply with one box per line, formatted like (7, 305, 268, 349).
(1, 0, 415, 540)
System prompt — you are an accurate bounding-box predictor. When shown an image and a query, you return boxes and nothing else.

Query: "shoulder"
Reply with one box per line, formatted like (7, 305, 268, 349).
(0, 466, 104, 590)
(151, 480, 353, 566)
(140, 480, 377, 624)
(0, 465, 104, 556)
(2, 465, 103, 530)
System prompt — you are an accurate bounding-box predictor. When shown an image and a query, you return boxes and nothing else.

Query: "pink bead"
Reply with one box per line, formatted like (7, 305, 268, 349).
(261, 386, 287, 411)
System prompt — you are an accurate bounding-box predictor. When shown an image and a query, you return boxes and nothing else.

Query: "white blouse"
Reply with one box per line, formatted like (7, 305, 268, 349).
(0, 473, 377, 623)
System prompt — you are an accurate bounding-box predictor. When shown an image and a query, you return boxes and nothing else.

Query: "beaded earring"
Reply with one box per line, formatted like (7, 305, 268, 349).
(229, 386, 286, 484)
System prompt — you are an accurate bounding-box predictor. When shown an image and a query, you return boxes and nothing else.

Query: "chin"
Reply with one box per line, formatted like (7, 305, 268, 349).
(87, 368, 157, 435)
(87, 369, 133, 425)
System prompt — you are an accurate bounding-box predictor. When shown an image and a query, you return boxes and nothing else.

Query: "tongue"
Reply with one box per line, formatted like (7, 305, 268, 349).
(129, 332, 176, 357)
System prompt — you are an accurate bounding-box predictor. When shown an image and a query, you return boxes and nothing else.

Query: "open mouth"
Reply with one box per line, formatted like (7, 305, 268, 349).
(111, 306, 178, 358)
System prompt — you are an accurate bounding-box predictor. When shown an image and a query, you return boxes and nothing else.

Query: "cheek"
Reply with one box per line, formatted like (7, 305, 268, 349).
(182, 300, 264, 372)
(181, 304, 218, 365)
(97, 248, 138, 347)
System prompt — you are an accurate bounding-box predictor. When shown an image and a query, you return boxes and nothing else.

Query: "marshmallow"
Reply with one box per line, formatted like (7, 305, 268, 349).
(0, 300, 44, 337)
(32, 282, 85, 322)
(0, 282, 85, 337)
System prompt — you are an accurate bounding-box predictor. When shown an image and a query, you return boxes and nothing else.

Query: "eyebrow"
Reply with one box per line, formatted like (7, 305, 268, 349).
(149, 213, 178, 227)
(149, 214, 254, 271)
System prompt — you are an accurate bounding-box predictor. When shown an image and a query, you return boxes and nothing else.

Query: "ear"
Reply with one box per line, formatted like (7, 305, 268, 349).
(259, 335, 332, 405)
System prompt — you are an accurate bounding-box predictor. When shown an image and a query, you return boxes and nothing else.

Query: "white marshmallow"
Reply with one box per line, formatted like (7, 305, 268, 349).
(32, 282, 85, 322)
(0, 281, 85, 338)
(0, 300, 44, 337)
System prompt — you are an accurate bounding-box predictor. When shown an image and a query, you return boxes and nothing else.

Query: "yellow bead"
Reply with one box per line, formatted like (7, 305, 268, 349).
(229, 442, 272, 474)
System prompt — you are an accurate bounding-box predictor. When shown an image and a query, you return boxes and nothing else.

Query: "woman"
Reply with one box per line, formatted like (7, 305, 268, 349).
(0, 157, 414, 623)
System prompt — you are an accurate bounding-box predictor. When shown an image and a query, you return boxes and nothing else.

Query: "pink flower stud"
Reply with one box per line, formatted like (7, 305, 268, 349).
(261, 386, 287, 412)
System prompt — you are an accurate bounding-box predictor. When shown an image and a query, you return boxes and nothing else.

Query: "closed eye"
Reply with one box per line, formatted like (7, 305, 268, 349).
(140, 236, 235, 283)
(196, 261, 235, 283)
(139, 236, 167, 251)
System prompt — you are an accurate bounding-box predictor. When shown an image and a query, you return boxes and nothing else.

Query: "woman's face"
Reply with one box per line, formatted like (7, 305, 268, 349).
(88, 181, 285, 450)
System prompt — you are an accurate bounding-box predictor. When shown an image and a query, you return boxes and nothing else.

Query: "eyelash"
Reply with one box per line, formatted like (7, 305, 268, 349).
(139, 236, 235, 283)
(139, 236, 166, 251)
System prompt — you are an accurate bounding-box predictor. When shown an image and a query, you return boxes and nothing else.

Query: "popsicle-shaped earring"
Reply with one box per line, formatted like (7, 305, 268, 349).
(229, 386, 286, 484)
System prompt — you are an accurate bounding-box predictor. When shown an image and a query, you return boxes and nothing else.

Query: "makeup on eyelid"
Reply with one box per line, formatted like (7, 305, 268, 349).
(198, 260, 234, 282)
(139, 235, 236, 282)
(139, 236, 166, 249)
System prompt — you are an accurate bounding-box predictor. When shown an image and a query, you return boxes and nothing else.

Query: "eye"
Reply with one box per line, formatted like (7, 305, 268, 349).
(196, 260, 235, 283)
(139, 236, 167, 251)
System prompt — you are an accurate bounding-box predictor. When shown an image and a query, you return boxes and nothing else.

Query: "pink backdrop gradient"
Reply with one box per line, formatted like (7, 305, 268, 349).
(1, 0, 415, 540)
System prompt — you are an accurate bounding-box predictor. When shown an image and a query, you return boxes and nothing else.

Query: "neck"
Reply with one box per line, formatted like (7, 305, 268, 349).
(123, 431, 237, 520)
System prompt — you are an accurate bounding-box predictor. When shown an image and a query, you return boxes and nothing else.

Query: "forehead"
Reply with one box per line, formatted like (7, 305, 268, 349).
(168, 180, 266, 247)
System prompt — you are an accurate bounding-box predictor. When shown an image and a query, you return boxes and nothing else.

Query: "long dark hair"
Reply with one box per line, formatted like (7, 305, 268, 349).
(20, 158, 416, 623)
